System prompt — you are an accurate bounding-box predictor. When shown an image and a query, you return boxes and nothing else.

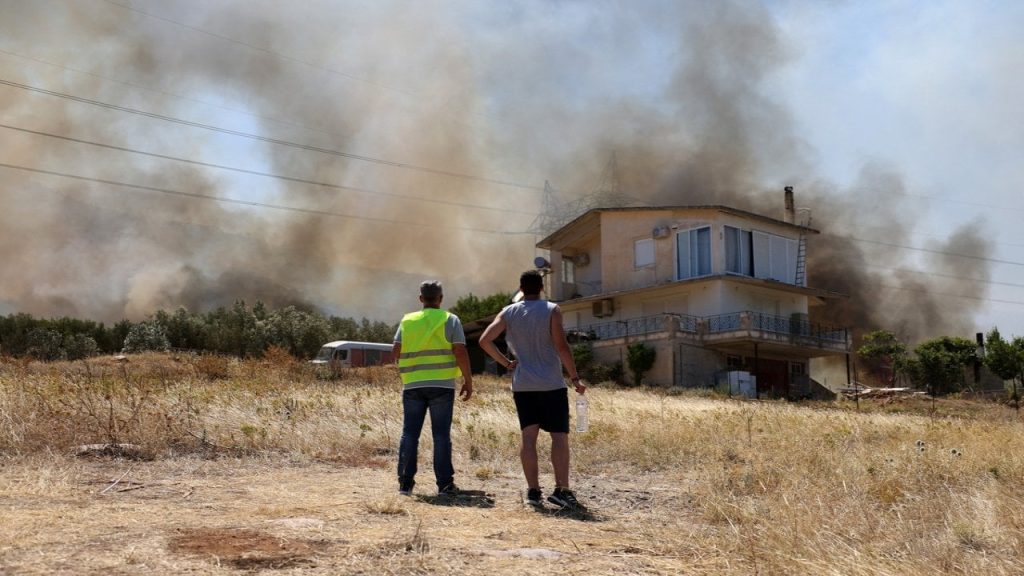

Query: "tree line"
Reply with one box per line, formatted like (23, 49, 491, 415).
(0, 302, 397, 361)
(0, 291, 513, 362)
(859, 329, 1024, 399)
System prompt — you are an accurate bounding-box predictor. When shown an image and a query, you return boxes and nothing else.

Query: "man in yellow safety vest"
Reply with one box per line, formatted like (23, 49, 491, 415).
(393, 280, 473, 496)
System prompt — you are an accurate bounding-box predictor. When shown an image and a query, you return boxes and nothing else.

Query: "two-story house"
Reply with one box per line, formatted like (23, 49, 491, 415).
(536, 191, 850, 398)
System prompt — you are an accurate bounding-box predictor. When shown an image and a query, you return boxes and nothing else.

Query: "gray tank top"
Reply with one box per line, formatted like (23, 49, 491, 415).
(503, 300, 566, 392)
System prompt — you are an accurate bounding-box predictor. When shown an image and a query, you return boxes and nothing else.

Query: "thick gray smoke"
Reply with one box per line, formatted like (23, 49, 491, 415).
(0, 0, 990, 344)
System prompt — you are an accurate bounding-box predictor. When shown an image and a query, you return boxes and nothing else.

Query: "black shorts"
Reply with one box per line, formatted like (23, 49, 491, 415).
(513, 388, 569, 433)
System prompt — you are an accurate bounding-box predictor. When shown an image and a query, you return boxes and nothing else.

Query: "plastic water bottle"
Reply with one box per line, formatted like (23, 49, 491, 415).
(575, 393, 589, 433)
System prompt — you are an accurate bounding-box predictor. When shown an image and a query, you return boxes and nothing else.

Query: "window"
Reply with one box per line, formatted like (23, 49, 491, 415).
(790, 362, 806, 376)
(634, 238, 655, 268)
(752, 231, 798, 284)
(561, 259, 575, 283)
(727, 355, 743, 369)
(676, 226, 711, 279)
(725, 226, 752, 276)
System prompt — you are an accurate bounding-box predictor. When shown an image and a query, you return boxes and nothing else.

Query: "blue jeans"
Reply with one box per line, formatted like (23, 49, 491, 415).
(397, 387, 455, 489)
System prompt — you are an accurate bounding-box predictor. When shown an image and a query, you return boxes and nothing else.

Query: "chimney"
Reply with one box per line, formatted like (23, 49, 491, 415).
(783, 186, 795, 224)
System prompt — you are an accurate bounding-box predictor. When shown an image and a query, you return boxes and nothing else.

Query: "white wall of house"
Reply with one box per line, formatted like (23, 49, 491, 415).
(687, 283, 721, 317)
(719, 284, 809, 318)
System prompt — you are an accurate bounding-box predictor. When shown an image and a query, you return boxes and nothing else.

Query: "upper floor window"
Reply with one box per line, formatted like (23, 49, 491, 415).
(634, 238, 655, 268)
(676, 226, 711, 279)
(561, 258, 575, 284)
(726, 226, 799, 284)
(752, 231, 798, 284)
(724, 224, 757, 276)
(725, 225, 753, 276)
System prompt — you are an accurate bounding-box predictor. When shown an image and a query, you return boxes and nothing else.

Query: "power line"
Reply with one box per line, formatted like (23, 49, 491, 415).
(888, 189, 1024, 214)
(852, 222, 1024, 250)
(860, 263, 1024, 290)
(875, 285, 1024, 307)
(0, 45, 363, 152)
(0, 77, 538, 191)
(0, 123, 538, 217)
(11, 38, 1024, 224)
(843, 236, 1024, 268)
(0, 162, 533, 236)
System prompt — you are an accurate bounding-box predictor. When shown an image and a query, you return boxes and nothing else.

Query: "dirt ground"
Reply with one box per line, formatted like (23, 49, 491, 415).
(0, 456, 708, 575)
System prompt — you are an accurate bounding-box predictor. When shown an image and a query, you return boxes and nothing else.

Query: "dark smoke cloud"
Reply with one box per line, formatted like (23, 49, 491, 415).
(0, 0, 990, 345)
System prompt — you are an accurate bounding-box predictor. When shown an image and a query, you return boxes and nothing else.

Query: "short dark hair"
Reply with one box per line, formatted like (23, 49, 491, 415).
(519, 270, 544, 296)
(419, 280, 443, 300)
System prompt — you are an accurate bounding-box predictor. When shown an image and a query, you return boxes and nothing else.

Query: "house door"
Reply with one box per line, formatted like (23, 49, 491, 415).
(755, 359, 789, 398)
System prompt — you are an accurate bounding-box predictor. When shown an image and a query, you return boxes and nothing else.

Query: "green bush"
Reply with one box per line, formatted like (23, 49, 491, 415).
(572, 342, 594, 372)
(122, 322, 171, 353)
(627, 342, 656, 386)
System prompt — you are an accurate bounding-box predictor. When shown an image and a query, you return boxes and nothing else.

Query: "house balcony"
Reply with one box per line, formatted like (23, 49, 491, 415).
(568, 310, 849, 357)
(703, 311, 849, 355)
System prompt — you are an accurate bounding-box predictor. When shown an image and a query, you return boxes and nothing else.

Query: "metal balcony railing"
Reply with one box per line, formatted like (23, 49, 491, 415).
(580, 313, 701, 340)
(572, 310, 848, 351)
(707, 313, 742, 332)
(704, 311, 849, 347)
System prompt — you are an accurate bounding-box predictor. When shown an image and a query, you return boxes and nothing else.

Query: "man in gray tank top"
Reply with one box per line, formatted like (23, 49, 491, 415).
(479, 270, 587, 511)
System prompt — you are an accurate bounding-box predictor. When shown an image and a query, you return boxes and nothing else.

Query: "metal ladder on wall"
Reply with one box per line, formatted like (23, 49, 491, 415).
(794, 232, 807, 286)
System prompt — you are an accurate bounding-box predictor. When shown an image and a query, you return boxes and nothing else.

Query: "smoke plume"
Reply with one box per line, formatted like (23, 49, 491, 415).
(0, 0, 990, 345)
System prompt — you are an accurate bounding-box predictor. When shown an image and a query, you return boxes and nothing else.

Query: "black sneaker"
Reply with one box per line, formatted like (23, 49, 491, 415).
(525, 487, 543, 506)
(437, 483, 460, 496)
(547, 487, 585, 511)
(398, 479, 415, 496)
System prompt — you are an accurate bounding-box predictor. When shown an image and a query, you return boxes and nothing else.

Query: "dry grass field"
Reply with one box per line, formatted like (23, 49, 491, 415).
(1, 353, 1022, 575)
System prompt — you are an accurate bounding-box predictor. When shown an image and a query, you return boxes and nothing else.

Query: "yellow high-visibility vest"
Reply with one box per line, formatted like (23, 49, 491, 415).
(398, 308, 460, 386)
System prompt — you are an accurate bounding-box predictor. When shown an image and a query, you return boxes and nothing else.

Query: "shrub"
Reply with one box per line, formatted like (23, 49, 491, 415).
(626, 342, 656, 386)
(194, 354, 233, 380)
(64, 334, 99, 360)
(588, 361, 623, 385)
(572, 342, 594, 373)
(122, 322, 171, 353)
(26, 328, 64, 361)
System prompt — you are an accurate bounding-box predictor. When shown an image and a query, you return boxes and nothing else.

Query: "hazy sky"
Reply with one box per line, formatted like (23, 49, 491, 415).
(0, 0, 1021, 341)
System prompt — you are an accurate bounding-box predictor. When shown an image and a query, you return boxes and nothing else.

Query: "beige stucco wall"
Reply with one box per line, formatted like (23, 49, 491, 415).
(588, 334, 729, 387)
(589, 334, 676, 387)
(598, 209, 719, 292)
(718, 283, 808, 317)
(550, 229, 602, 300)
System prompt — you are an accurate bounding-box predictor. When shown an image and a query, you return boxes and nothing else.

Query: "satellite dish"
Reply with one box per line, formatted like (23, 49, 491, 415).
(533, 256, 551, 269)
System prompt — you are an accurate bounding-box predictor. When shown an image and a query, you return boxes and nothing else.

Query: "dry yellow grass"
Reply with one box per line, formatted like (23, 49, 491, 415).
(1, 354, 1022, 574)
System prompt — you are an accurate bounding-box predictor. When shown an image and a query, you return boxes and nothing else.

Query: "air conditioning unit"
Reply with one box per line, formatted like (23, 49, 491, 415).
(652, 225, 671, 239)
(592, 299, 614, 318)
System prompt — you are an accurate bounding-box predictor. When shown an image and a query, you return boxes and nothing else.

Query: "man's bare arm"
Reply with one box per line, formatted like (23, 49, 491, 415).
(479, 312, 517, 371)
